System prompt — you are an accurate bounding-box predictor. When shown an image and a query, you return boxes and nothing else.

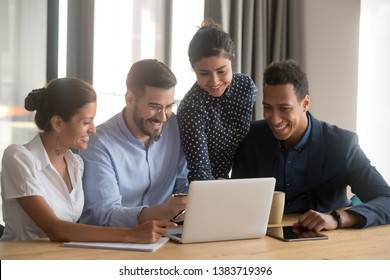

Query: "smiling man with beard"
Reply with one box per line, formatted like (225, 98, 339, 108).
(80, 59, 189, 228)
(232, 59, 390, 232)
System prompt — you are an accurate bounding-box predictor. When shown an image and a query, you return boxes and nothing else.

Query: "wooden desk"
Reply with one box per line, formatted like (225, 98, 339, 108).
(1, 215, 390, 260)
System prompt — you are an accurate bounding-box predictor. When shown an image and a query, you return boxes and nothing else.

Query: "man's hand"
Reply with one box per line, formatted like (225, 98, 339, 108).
(293, 210, 337, 232)
(138, 195, 188, 224)
(293, 209, 359, 231)
(164, 195, 188, 222)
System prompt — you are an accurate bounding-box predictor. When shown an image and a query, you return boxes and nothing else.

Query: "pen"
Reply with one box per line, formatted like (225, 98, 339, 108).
(172, 193, 188, 198)
(170, 209, 186, 222)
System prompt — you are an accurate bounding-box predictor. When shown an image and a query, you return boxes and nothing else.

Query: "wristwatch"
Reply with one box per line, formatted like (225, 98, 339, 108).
(330, 210, 342, 229)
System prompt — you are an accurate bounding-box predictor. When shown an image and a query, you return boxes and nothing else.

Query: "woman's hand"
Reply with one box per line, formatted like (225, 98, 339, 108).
(129, 220, 177, 243)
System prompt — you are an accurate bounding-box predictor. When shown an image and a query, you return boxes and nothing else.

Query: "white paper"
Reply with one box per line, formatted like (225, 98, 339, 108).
(63, 237, 169, 252)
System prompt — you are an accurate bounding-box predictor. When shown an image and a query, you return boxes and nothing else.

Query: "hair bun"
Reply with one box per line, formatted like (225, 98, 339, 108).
(24, 88, 46, 111)
(201, 18, 215, 27)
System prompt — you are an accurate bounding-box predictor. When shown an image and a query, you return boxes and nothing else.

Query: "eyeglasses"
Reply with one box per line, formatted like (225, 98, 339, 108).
(147, 103, 177, 116)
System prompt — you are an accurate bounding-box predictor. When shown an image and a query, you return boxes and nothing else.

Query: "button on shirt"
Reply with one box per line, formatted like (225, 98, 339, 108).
(1, 134, 84, 241)
(275, 113, 312, 213)
(177, 73, 258, 180)
(79, 111, 188, 228)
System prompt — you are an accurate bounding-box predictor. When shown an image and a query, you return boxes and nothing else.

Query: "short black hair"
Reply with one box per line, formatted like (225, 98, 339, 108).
(263, 59, 309, 100)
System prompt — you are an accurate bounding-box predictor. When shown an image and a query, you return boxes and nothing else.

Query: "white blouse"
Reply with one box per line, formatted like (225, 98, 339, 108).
(1, 134, 84, 241)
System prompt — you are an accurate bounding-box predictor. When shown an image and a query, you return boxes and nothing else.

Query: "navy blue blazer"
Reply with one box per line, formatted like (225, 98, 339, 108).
(232, 112, 390, 228)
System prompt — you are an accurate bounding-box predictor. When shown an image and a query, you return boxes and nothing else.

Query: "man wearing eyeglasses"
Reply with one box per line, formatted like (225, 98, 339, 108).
(79, 59, 188, 228)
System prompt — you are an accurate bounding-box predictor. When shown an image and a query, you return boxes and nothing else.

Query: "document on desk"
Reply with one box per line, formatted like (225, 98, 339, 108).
(63, 237, 169, 252)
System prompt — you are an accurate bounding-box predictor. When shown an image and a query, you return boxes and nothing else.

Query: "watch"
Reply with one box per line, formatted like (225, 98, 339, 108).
(330, 210, 342, 229)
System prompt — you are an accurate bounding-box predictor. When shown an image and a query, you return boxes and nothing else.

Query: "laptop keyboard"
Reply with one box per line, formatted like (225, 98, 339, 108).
(173, 233, 182, 238)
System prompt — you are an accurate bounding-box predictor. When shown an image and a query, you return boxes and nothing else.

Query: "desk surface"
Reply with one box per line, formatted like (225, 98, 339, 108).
(1, 215, 390, 260)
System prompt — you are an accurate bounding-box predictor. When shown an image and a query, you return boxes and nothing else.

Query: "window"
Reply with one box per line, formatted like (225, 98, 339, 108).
(357, 0, 390, 183)
(171, 0, 205, 101)
(0, 0, 46, 162)
(92, 0, 205, 124)
(0, 0, 47, 225)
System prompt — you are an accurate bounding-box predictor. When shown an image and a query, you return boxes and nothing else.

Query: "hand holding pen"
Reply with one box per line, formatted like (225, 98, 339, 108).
(170, 193, 188, 222)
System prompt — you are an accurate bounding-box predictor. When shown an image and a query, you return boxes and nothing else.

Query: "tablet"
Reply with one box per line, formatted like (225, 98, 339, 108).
(266, 226, 329, 242)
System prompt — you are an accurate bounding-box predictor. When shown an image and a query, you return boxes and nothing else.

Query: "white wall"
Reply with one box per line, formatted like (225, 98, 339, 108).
(301, 0, 360, 132)
(300, 0, 390, 186)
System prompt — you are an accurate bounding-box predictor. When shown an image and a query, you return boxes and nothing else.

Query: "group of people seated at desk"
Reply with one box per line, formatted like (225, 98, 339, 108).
(1, 20, 390, 244)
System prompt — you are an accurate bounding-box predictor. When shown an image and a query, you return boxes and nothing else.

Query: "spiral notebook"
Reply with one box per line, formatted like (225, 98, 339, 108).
(63, 237, 169, 252)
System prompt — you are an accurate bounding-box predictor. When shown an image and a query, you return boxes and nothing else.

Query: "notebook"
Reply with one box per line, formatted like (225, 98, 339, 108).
(64, 237, 169, 252)
(166, 177, 275, 244)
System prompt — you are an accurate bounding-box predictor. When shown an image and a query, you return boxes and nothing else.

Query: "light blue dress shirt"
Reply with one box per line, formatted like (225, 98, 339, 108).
(79, 109, 189, 228)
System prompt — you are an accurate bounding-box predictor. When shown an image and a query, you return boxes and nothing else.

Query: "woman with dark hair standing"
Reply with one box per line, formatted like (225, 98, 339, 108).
(1, 77, 174, 242)
(177, 19, 258, 181)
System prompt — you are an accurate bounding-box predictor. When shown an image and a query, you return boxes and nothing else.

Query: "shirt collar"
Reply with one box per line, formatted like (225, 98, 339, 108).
(27, 134, 51, 171)
(294, 112, 311, 150)
(28, 133, 81, 171)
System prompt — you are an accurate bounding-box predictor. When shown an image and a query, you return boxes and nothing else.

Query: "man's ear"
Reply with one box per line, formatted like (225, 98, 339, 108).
(302, 95, 310, 112)
(50, 115, 63, 134)
(125, 90, 135, 106)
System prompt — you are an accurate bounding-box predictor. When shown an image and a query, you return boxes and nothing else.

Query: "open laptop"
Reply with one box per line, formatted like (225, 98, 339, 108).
(166, 177, 275, 244)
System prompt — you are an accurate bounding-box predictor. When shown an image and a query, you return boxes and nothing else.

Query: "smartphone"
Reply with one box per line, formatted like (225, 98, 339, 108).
(267, 226, 329, 242)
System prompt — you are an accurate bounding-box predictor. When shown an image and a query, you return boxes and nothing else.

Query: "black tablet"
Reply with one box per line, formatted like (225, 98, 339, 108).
(266, 226, 329, 242)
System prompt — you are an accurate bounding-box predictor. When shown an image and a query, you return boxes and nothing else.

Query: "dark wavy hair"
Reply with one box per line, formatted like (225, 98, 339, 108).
(25, 77, 97, 131)
(188, 18, 235, 67)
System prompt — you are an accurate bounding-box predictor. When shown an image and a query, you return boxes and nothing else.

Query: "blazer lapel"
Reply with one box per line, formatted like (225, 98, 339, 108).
(306, 113, 326, 208)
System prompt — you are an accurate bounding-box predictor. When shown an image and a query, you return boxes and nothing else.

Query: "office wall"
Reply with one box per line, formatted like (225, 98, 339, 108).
(301, 0, 360, 132)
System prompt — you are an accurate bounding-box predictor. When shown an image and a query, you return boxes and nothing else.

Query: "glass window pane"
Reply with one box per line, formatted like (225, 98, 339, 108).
(0, 0, 47, 224)
(171, 0, 205, 101)
(93, 0, 204, 124)
(93, 0, 168, 125)
(358, 0, 390, 183)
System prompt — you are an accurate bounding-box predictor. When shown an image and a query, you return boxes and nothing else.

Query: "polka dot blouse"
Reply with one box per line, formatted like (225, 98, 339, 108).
(177, 73, 258, 181)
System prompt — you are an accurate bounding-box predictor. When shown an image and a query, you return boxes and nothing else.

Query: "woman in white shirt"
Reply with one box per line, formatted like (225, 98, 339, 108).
(1, 77, 175, 242)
